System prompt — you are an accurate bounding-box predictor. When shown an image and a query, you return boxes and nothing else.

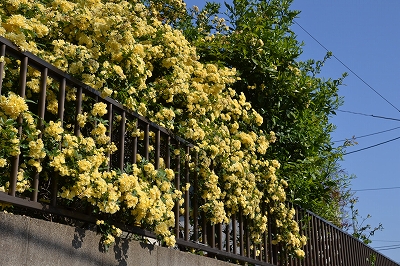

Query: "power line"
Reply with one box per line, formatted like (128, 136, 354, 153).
(344, 136, 400, 155)
(337, 110, 400, 122)
(294, 21, 400, 113)
(353, 186, 400, 192)
(373, 244, 400, 249)
(375, 245, 400, 251)
(333, 126, 400, 143)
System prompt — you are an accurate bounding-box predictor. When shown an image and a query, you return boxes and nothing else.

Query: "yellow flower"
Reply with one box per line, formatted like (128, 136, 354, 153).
(112, 65, 126, 79)
(101, 87, 113, 98)
(78, 159, 92, 172)
(165, 169, 174, 180)
(143, 163, 154, 174)
(45, 121, 64, 141)
(295, 249, 305, 258)
(164, 235, 176, 247)
(0, 158, 7, 168)
(91, 102, 108, 117)
(0, 93, 28, 119)
(103, 234, 115, 246)
(28, 139, 45, 159)
(77, 113, 88, 128)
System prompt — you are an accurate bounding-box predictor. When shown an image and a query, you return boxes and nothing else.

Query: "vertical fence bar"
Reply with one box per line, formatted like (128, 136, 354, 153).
(263, 225, 268, 262)
(321, 219, 327, 265)
(57, 78, 66, 129)
(225, 221, 230, 253)
(328, 223, 334, 266)
(31, 67, 48, 202)
(318, 217, 326, 266)
(202, 211, 207, 245)
(306, 216, 313, 266)
(107, 104, 113, 169)
(218, 223, 223, 250)
(51, 78, 66, 206)
(132, 118, 138, 165)
(193, 151, 199, 242)
(325, 224, 331, 266)
(340, 231, 347, 266)
(155, 129, 160, 169)
(293, 207, 300, 266)
(355, 240, 361, 266)
(9, 56, 28, 197)
(356, 239, 363, 266)
(0, 43, 6, 94)
(239, 209, 244, 256)
(331, 226, 338, 266)
(74, 87, 82, 136)
(339, 229, 345, 266)
(165, 136, 171, 168)
(335, 228, 341, 266)
(345, 235, 353, 266)
(267, 214, 274, 264)
(118, 111, 126, 170)
(327, 223, 333, 266)
(245, 218, 250, 257)
(363, 241, 370, 266)
(184, 146, 190, 241)
(174, 142, 180, 239)
(311, 215, 319, 266)
(232, 214, 237, 255)
(144, 123, 149, 161)
(18, 56, 28, 98)
(299, 209, 309, 266)
(210, 223, 215, 248)
(326, 224, 333, 266)
(361, 243, 367, 266)
(353, 238, 360, 266)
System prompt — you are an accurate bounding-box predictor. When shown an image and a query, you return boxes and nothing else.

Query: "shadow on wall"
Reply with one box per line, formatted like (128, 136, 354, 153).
(0, 212, 155, 266)
(0, 212, 233, 266)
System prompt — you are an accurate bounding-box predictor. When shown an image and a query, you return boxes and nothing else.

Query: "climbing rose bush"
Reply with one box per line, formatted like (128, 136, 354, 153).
(0, 0, 306, 256)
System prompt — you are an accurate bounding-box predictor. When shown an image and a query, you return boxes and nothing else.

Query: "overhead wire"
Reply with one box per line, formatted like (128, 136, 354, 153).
(343, 136, 400, 155)
(337, 110, 400, 122)
(333, 126, 400, 143)
(293, 20, 400, 113)
(294, 21, 400, 155)
(372, 240, 400, 243)
(294, 15, 400, 259)
(353, 186, 400, 192)
(375, 244, 400, 251)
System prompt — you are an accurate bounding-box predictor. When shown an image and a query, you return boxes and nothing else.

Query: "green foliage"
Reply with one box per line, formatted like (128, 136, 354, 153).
(179, 0, 351, 224)
(349, 198, 383, 245)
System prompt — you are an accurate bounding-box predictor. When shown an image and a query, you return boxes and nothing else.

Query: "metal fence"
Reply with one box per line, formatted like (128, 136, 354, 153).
(0, 35, 398, 266)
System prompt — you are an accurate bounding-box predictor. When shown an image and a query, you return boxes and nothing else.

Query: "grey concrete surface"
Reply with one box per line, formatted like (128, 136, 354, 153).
(0, 212, 234, 266)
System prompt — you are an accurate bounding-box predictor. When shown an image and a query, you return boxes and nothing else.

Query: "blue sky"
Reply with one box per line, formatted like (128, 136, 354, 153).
(184, 0, 400, 262)
(290, 1, 400, 262)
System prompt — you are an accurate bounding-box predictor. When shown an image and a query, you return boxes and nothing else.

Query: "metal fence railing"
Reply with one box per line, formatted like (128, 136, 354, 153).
(0, 35, 398, 266)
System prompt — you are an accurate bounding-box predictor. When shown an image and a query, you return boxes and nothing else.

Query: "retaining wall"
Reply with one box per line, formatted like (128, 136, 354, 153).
(0, 212, 233, 266)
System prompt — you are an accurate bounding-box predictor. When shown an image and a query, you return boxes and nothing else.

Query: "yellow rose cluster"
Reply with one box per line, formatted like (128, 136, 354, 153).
(0, 0, 306, 256)
(0, 93, 43, 193)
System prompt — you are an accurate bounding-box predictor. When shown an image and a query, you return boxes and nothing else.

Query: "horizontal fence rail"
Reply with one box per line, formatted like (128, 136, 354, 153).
(0, 36, 398, 266)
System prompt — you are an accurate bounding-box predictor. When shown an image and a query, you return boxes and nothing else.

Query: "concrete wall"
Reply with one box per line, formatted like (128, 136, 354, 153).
(0, 212, 233, 266)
